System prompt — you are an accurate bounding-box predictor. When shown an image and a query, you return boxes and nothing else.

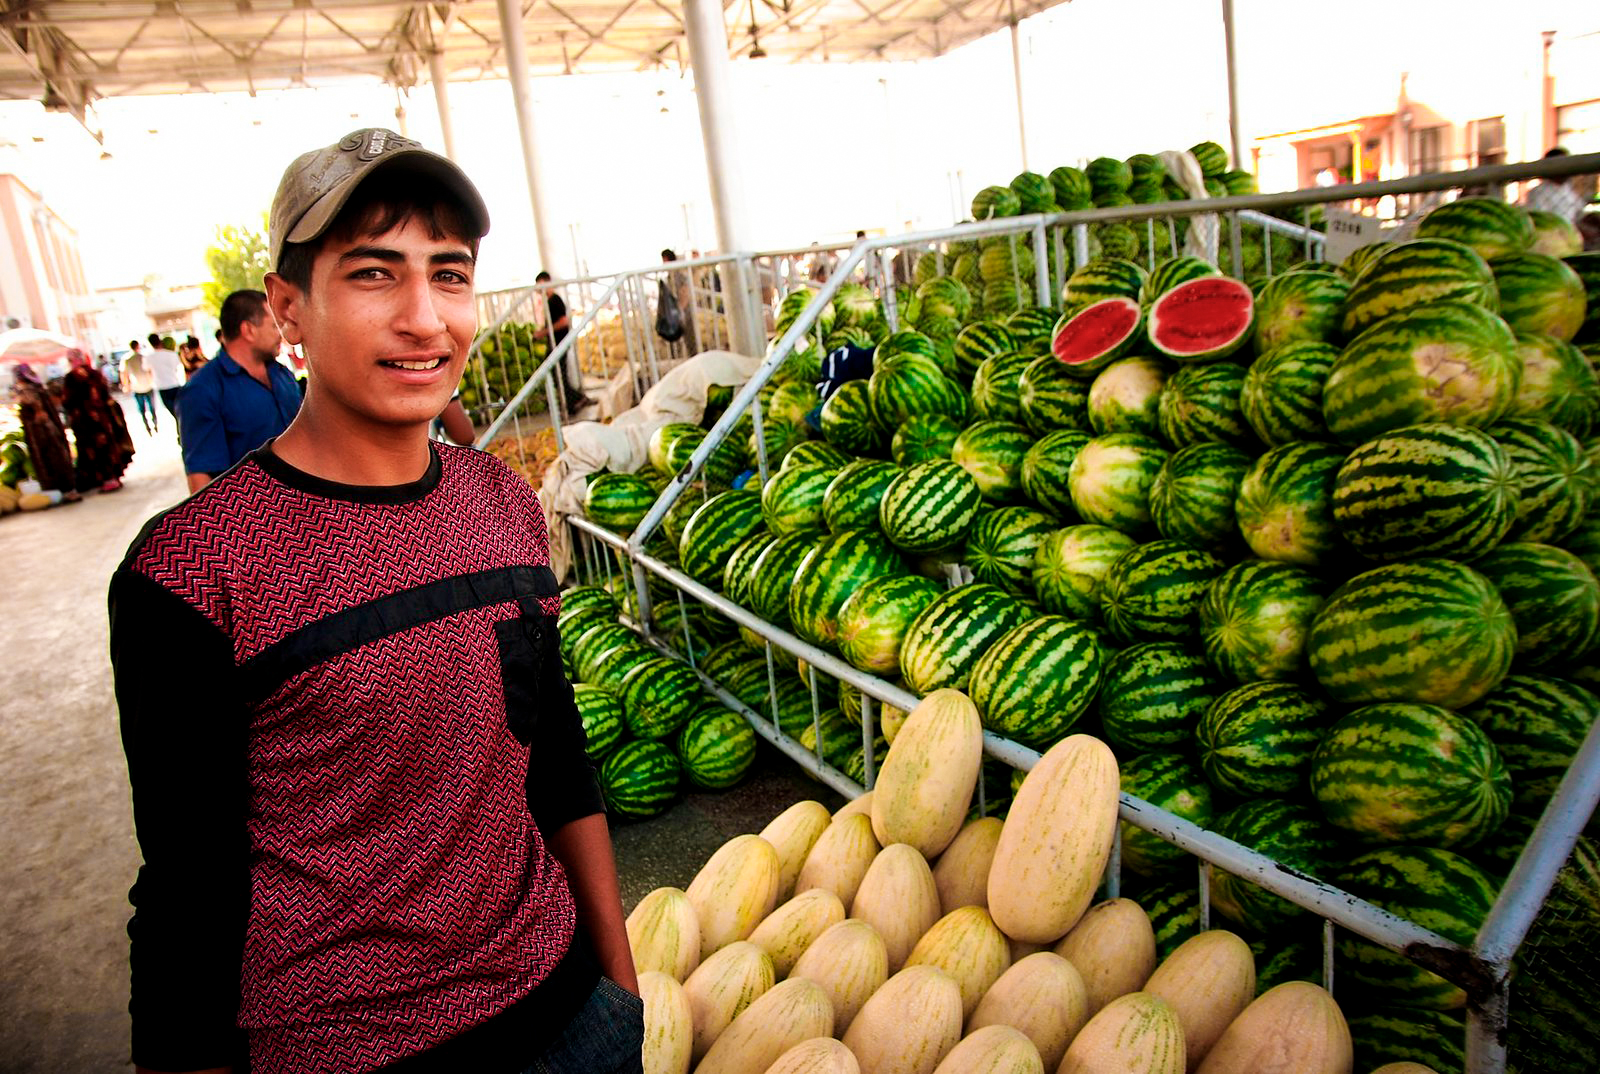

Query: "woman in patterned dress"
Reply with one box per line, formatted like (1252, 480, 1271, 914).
(61, 349, 134, 492)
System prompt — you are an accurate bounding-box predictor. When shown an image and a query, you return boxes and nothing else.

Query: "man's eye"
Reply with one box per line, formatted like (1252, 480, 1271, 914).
(438, 270, 470, 285)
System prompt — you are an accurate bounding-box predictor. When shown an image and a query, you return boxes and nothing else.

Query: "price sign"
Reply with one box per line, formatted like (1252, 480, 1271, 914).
(1323, 207, 1382, 265)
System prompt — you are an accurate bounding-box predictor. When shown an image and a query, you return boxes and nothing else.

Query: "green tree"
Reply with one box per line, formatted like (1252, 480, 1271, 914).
(203, 217, 272, 316)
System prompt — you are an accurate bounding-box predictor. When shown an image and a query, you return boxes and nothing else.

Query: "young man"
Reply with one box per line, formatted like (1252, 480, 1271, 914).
(144, 331, 186, 422)
(110, 129, 641, 1074)
(534, 269, 591, 415)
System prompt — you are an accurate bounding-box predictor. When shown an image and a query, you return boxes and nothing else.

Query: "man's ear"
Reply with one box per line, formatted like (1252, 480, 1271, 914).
(264, 272, 304, 347)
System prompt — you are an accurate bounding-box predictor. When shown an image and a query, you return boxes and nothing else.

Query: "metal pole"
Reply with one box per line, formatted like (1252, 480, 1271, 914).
(427, 49, 457, 161)
(1008, 10, 1029, 173)
(495, 0, 562, 277)
(1220, 0, 1244, 170)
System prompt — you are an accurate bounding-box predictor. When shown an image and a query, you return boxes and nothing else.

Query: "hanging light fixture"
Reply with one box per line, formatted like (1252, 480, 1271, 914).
(746, 0, 767, 58)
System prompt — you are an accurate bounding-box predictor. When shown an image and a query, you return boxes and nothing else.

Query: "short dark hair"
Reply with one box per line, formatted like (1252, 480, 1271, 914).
(128, 339, 140, 349)
(185, 336, 199, 349)
(147, 333, 161, 349)
(536, 271, 551, 283)
(275, 170, 480, 293)
(661, 248, 678, 261)
(220, 290, 270, 341)
(1546, 146, 1570, 159)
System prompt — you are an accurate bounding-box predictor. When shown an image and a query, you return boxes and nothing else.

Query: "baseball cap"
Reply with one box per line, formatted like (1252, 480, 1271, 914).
(268, 128, 490, 270)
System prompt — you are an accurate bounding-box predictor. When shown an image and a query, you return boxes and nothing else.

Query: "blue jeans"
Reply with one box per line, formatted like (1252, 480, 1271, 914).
(133, 391, 158, 433)
(522, 977, 644, 1074)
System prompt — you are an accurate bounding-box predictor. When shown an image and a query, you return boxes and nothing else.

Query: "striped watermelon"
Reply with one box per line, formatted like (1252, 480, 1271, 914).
(1018, 354, 1093, 435)
(1529, 208, 1584, 256)
(1199, 559, 1329, 682)
(870, 353, 967, 426)
(1137, 879, 1202, 960)
(1067, 433, 1170, 536)
(561, 584, 619, 619)
(1235, 441, 1350, 569)
(1050, 166, 1092, 209)
(593, 642, 660, 693)
(1146, 275, 1255, 362)
(749, 415, 809, 469)
(600, 739, 681, 819)
(699, 640, 753, 683)
(1087, 155, 1134, 192)
(820, 379, 886, 456)
(1339, 238, 1498, 339)
(1119, 752, 1214, 876)
(680, 490, 766, 589)
(1241, 342, 1338, 446)
(724, 532, 778, 608)
(1062, 258, 1147, 311)
(919, 275, 974, 323)
(969, 616, 1105, 750)
(1463, 674, 1600, 814)
(1197, 681, 1331, 797)
(677, 707, 757, 790)
(1473, 542, 1600, 667)
(1492, 418, 1594, 544)
(1307, 559, 1517, 709)
(784, 440, 853, 472)
(1188, 142, 1228, 176)
(955, 321, 1019, 381)
(1339, 240, 1396, 283)
(1097, 642, 1225, 753)
(1336, 846, 1500, 1009)
(1507, 332, 1599, 437)
(1149, 442, 1251, 549)
(1031, 524, 1137, 620)
(1051, 297, 1145, 376)
(1251, 932, 1323, 996)
(823, 459, 901, 533)
(1252, 269, 1351, 350)
(769, 380, 821, 429)
(1331, 423, 1517, 563)
(559, 602, 620, 664)
(1416, 196, 1534, 262)
(789, 530, 905, 648)
(584, 472, 657, 533)
(1087, 356, 1168, 438)
(1324, 301, 1520, 444)
(1100, 539, 1226, 645)
(1312, 702, 1512, 847)
(890, 413, 963, 469)
(1567, 252, 1600, 343)
(1492, 252, 1587, 341)
(1348, 1008, 1465, 1074)
(965, 506, 1056, 592)
(619, 656, 706, 740)
(876, 329, 941, 364)
(880, 459, 984, 553)
(837, 574, 944, 675)
(662, 486, 711, 550)
(971, 351, 1035, 423)
(748, 531, 816, 626)
(1007, 307, 1061, 356)
(951, 421, 1033, 503)
(648, 422, 704, 473)
(1144, 256, 1219, 305)
(1210, 799, 1345, 932)
(973, 184, 1021, 219)
(573, 621, 643, 683)
(799, 707, 862, 770)
(1020, 430, 1092, 517)
(898, 583, 1028, 695)
(573, 683, 627, 760)
(761, 462, 833, 536)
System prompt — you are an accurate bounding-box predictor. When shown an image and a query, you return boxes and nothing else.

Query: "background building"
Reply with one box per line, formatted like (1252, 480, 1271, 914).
(0, 172, 102, 350)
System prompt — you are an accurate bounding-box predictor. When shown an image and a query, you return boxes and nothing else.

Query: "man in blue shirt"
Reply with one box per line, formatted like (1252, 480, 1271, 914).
(179, 289, 302, 492)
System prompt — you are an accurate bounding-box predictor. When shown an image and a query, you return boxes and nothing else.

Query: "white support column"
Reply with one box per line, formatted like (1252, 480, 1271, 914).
(496, 0, 563, 277)
(428, 49, 458, 161)
(1009, 13, 1029, 173)
(1221, 0, 1244, 170)
(683, 0, 762, 357)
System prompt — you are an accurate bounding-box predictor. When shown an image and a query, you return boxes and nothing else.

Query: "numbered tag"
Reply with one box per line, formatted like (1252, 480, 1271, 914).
(1323, 208, 1382, 265)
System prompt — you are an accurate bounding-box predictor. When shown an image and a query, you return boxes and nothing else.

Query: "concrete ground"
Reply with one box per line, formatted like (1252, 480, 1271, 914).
(0, 399, 833, 1072)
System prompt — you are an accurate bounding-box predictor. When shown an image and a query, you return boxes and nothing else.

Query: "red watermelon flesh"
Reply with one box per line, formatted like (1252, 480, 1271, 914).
(1052, 297, 1142, 377)
(1148, 276, 1255, 362)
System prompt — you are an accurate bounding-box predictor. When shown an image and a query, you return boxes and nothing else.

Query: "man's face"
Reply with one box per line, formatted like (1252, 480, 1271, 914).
(267, 216, 476, 432)
(240, 313, 283, 363)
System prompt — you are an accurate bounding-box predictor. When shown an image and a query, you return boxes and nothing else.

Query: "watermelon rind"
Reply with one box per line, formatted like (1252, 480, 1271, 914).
(600, 739, 681, 819)
(677, 707, 756, 790)
(1019, 353, 1094, 435)
(964, 505, 1056, 592)
(822, 459, 901, 533)
(1020, 429, 1092, 518)
(969, 616, 1105, 750)
(573, 683, 627, 761)
(1492, 251, 1587, 341)
(950, 420, 1033, 504)
(1506, 332, 1600, 437)
(1067, 432, 1169, 537)
(1416, 196, 1534, 262)
(1472, 542, 1600, 668)
(880, 458, 984, 554)
(1087, 355, 1168, 439)
(1241, 341, 1338, 446)
(1146, 275, 1255, 363)
(970, 350, 1036, 424)
(1149, 442, 1251, 550)
(760, 461, 833, 536)
(898, 582, 1028, 695)
(1031, 524, 1137, 620)
(1099, 538, 1226, 645)
(836, 573, 944, 675)
(788, 529, 905, 648)
(1337, 238, 1499, 340)
(890, 413, 963, 469)
(1235, 441, 1350, 569)
(1051, 297, 1145, 376)
(1198, 559, 1328, 683)
(1492, 418, 1594, 544)
(1156, 361, 1257, 450)
(1197, 681, 1331, 797)
(1251, 268, 1351, 351)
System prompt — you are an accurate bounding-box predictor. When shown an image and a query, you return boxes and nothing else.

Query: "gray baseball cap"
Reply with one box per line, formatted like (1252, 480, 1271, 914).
(268, 128, 490, 270)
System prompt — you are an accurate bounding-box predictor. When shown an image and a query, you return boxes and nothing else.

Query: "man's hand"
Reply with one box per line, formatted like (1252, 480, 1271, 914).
(186, 473, 212, 494)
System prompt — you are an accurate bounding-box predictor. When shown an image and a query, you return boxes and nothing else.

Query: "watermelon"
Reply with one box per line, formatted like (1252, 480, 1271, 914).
(964, 506, 1056, 592)
(1031, 524, 1137, 620)
(584, 472, 657, 533)
(1528, 208, 1584, 257)
(820, 380, 886, 456)
(678, 707, 757, 790)
(833, 281, 880, 327)
(1416, 196, 1534, 261)
(1197, 681, 1331, 797)
(680, 490, 766, 589)
(1570, 252, 1600, 343)
(1506, 332, 1599, 436)
(876, 329, 941, 365)
(1010, 170, 1057, 214)
(836, 574, 944, 675)
(768, 381, 821, 430)
(783, 440, 852, 472)
(970, 351, 1035, 423)
(1210, 798, 1344, 933)
(600, 739, 681, 819)
(886, 413, 959, 471)
(1241, 342, 1338, 446)
(1063, 258, 1147, 311)
(1199, 559, 1328, 683)
(1492, 418, 1594, 543)
(1463, 674, 1600, 815)
(1336, 846, 1500, 1009)
(880, 459, 984, 554)
(973, 185, 1022, 220)
(748, 531, 816, 626)
(1018, 354, 1093, 435)
(1252, 269, 1351, 350)
(1338, 239, 1498, 339)
(1051, 298, 1144, 376)
(1144, 256, 1219, 305)
(662, 486, 712, 550)
(1049, 166, 1092, 209)
(869, 353, 966, 426)
(1149, 442, 1251, 550)
(799, 707, 863, 770)
(1086, 156, 1133, 193)
(1339, 240, 1396, 283)
(1331, 423, 1516, 563)
(749, 416, 808, 470)
(1138, 879, 1202, 960)
(649, 422, 704, 473)
(619, 656, 705, 740)
(761, 462, 833, 536)
(1307, 558, 1516, 709)
(1020, 430, 1092, 518)
(1067, 433, 1169, 536)
(789, 530, 905, 648)
(898, 583, 1028, 695)
(1119, 752, 1214, 876)
(919, 275, 974, 327)
(572, 621, 641, 683)
(1251, 932, 1324, 996)
(1235, 441, 1350, 569)
(1473, 542, 1600, 667)
(1189, 142, 1229, 176)
(1146, 275, 1255, 362)
(573, 683, 627, 760)
(1347, 1007, 1465, 1074)
(1156, 361, 1255, 449)
(950, 421, 1033, 503)
(559, 604, 620, 665)
(1007, 307, 1062, 356)
(724, 531, 778, 608)
(822, 459, 900, 534)
(970, 616, 1104, 750)
(954, 321, 1019, 381)
(1087, 356, 1168, 438)
(1100, 539, 1226, 645)
(1492, 252, 1587, 341)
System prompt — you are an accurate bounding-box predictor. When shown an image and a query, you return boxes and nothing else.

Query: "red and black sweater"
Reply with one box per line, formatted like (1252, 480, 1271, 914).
(110, 442, 604, 1074)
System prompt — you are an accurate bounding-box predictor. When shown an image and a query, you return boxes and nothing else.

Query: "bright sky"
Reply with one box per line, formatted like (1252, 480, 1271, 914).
(0, 0, 1593, 296)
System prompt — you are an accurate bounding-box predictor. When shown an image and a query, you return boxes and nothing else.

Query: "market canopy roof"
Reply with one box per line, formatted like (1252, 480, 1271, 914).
(0, 0, 1069, 115)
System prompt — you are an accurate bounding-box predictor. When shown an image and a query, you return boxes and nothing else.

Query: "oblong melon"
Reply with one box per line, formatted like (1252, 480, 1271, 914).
(932, 816, 1004, 915)
(641, 970, 694, 1074)
(764, 1037, 863, 1074)
(762, 800, 835, 903)
(1052, 897, 1158, 1015)
(968, 951, 1089, 1070)
(789, 918, 889, 1034)
(841, 964, 964, 1074)
(687, 834, 783, 960)
(1058, 991, 1185, 1074)
(748, 888, 847, 978)
(903, 905, 1012, 1019)
(681, 940, 776, 1062)
(697, 976, 836, 1074)
(835, 790, 874, 822)
(851, 843, 942, 972)
(1195, 981, 1352, 1074)
(932, 1025, 1044, 1074)
(1142, 930, 1256, 1071)
(796, 813, 882, 908)
(628, 886, 702, 981)
(871, 689, 984, 859)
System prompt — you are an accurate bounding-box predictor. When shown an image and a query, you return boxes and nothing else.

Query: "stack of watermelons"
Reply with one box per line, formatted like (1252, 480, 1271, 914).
(465, 318, 551, 416)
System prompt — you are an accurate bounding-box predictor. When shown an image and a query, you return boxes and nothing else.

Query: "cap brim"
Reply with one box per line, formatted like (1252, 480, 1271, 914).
(283, 149, 490, 250)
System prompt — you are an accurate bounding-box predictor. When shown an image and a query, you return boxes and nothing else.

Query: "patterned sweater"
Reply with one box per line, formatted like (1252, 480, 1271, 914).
(110, 442, 604, 1073)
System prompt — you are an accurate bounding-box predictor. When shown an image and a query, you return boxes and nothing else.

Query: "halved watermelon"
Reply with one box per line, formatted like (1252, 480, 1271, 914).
(1051, 297, 1143, 377)
(1147, 275, 1255, 363)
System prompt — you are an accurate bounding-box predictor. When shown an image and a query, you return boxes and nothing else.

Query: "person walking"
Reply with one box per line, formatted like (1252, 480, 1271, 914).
(537, 269, 591, 413)
(9, 363, 79, 501)
(143, 332, 185, 424)
(177, 289, 302, 492)
(62, 349, 134, 492)
(121, 344, 160, 435)
(179, 335, 209, 379)
(110, 127, 641, 1074)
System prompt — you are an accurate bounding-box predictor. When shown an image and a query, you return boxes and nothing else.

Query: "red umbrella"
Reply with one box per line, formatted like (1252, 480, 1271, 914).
(0, 327, 80, 368)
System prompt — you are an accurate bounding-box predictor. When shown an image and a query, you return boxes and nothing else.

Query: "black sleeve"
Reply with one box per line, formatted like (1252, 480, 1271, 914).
(548, 294, 567, 323)
(110, 567, 249, 1071)
(525, 616, 605, 833)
